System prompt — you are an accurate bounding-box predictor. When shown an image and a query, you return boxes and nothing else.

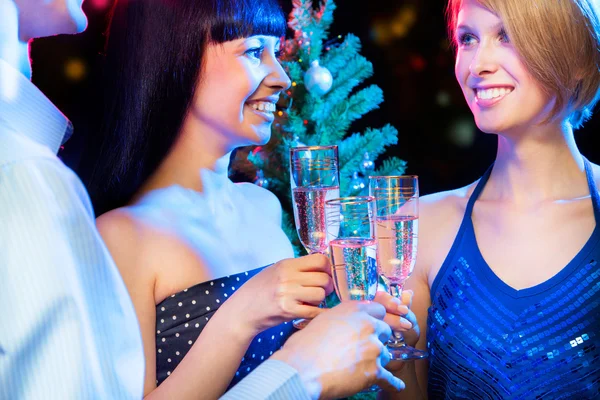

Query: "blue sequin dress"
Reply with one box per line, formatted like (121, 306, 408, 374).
(154, 266, 296, 389)
(427, 159, 600, 399)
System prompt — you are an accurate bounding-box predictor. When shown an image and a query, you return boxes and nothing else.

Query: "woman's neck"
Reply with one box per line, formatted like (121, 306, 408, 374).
(484, 120, 588, 206)
(132, 126, 232, 203)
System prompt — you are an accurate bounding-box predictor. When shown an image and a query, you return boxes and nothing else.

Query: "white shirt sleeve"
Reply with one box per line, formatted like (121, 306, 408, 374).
(220, 359, 311, 400)
(0, 157, 145, 399)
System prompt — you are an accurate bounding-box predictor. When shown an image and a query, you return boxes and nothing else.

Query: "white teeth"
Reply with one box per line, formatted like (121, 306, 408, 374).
(476, 87, 513, 100)
(249, 102, 276, 112)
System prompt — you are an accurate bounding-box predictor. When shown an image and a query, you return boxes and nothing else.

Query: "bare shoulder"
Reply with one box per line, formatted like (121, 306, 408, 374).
(96, 207, 178, 279)
(420, 183, 475, 233)
(97, 205, 184, 246)
(96, 208, 149, 270)
(96, 208, 142, 251)
(421, 185, 473, 217)
(98, 204, 216, 303)
(416, 183, 478, 284)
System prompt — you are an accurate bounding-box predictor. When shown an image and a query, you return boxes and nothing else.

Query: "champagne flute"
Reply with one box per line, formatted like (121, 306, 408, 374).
(325, 196, 378, 303)
(290, 145, 339, 328)
(326, 196, 379, 393)
(369, 175, 428, 360)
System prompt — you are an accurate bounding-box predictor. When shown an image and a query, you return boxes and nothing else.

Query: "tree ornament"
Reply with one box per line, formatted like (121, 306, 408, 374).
(291, 134, 306, 148)
(361, 151, 375, 173)
(350, 171, 366, 192)
(304, 60, 333, 96)
(254, 169, 269, 188)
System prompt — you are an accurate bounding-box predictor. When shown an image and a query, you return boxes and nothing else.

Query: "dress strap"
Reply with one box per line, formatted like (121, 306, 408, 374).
(464, 163, 494, 217)
(583, 157, 600, 222)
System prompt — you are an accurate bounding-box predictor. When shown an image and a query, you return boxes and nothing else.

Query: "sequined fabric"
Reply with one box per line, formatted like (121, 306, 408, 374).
(427, 160, 600, 399)
(155, 266, 296, 389)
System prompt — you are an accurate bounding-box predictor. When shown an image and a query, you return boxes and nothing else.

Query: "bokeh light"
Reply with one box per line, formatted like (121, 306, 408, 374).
(64, 58, 87, 82)
(448, 117, 476, 148)
(371, 5, 417, 46)
(88, 0, 112, 11)
(436, 91, 451, 107)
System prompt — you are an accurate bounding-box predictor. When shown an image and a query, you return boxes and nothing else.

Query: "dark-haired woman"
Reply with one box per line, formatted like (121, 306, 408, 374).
(81, 0, 413, 398)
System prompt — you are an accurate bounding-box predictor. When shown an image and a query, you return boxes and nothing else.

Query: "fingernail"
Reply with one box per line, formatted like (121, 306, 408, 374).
(400, 317, 412, 328)
(405, 290, 414, 296)
(397, 305, 409, 314)
(399, 380, 406, 390)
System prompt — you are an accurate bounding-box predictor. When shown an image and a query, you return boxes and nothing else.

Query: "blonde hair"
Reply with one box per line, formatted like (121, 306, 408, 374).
(447, 0, 600, 129)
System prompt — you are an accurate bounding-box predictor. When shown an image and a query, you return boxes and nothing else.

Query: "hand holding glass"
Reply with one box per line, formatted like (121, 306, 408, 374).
(369, 175, 428, 360)
(325, 196, 381, 393)
(290, 145, 339, 328)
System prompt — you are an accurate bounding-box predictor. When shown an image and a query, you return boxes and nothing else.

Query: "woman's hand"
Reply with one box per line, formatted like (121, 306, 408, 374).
(373, 290, 419, 346)
(225, 254, 333, 335)
(372, 290, 420, 377)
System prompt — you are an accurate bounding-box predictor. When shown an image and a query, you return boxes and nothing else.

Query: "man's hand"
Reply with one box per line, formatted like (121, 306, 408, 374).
(271, 301, 405, 399)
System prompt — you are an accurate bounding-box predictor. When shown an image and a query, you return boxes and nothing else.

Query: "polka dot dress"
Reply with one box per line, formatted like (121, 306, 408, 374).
(155, 265, 296, 388)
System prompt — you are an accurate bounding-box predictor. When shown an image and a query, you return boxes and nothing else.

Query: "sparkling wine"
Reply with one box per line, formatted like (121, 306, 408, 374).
(330, 238, 378, 301)
(375, 215, 418, 286)
(292, 186, 340, 253)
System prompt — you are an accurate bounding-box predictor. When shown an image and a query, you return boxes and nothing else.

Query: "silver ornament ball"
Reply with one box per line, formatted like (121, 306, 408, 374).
(304, 60, 333, 96)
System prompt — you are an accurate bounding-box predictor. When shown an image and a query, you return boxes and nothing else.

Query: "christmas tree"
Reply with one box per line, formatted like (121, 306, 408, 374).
(233, 0, 406, 256)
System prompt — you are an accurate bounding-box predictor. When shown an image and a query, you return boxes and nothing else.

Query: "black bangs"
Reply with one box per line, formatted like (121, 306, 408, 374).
(209, 0, 287, 43)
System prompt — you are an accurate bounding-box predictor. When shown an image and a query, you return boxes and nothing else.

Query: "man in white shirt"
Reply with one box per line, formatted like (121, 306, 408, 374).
(0, 0, 406, 398)
(0, 0, 146, 398)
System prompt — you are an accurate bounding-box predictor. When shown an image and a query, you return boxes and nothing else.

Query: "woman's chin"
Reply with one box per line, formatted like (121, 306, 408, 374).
(250, 129, 273, 146)
(474, 118, 505, 135)
(232, 132, 271, 149)
(476, 125, 498, 134)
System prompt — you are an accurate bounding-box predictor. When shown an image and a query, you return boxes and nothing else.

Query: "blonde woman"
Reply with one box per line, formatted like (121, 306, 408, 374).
(385, 0, 600, 398)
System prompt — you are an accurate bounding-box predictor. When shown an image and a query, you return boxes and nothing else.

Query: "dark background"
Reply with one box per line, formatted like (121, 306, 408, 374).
(32, 0, 600, 196)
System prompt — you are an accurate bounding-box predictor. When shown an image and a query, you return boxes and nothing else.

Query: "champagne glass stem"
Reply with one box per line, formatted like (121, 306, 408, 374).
(387, 283, 408, 348)
(385, 282, 428, 360)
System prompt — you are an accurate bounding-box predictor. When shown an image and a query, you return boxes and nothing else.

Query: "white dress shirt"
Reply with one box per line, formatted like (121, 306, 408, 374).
(220, 359, 310, 400)
(0, 58, 145, 399)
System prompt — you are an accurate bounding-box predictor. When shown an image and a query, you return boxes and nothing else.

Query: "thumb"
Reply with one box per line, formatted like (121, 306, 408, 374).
(375, 368, 406, 393)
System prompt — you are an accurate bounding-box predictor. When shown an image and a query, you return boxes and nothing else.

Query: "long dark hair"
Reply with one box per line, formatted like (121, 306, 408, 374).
(81, 0, 286, 216)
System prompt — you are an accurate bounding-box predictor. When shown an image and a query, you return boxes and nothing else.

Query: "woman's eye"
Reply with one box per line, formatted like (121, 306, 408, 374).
(498, 28, 510, 43)
(458, 32, 476, 46)
(245, 46, 265, 59)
